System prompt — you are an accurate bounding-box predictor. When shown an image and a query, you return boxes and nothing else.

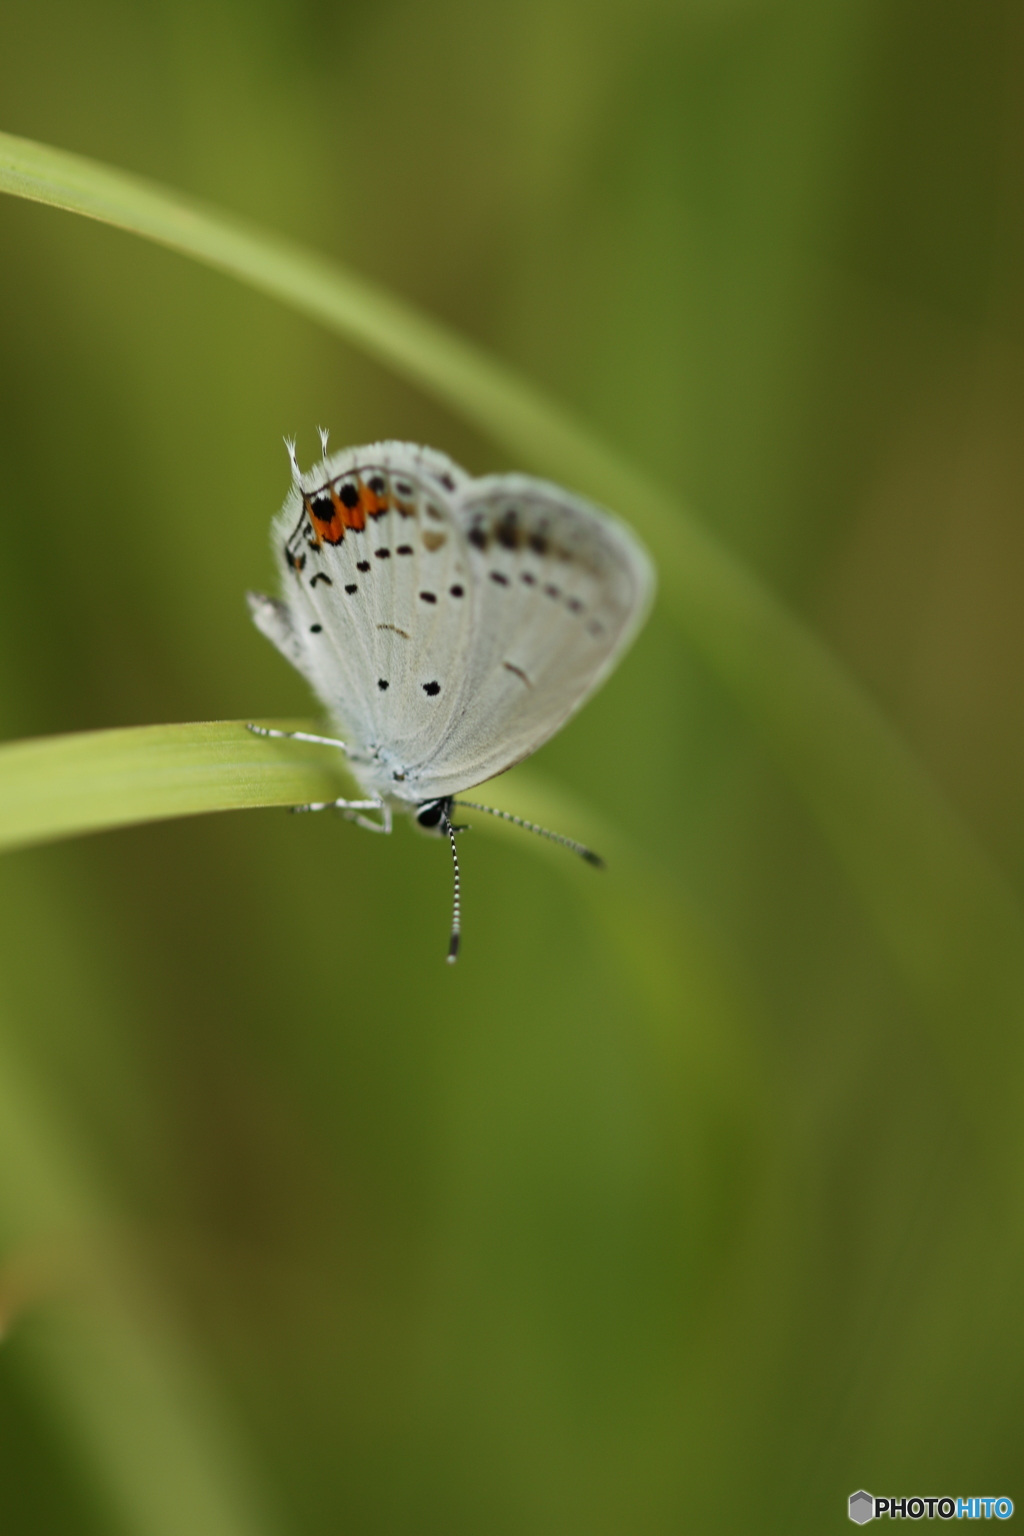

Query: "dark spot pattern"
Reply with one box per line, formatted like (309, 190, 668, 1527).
(419, 591, 437, 604)
(345, 583, 358, 595)
(568, 598, 584, 613)
(490, 571, 509, 586)
(368, 475, 386, 494)
(496, 511, 519, 549)
(544, 584, 561, 598)
(397, 545, 414, 556)
(529, 532, 548, 555)
(375, 548, 390, 559)
(520, 572, 536, 585)
(423, 681, 441, 697)
(468, 525, 488, 551)
(396, 481, 412, 496)
(309, 623, 322, 633)
(357, 561, 370, 572)
(378, 678, 389, 691)
(437, 473, 456, 491)
(339, 482, 360, 509)
(449, 584, 464, 598)
(309, 572, 332, 587)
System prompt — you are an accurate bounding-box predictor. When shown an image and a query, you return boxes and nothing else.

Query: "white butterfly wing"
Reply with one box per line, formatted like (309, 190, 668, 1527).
(250, 445, 654, 802)
(249, 443, 476, 793)
(404, 473, 654, 797)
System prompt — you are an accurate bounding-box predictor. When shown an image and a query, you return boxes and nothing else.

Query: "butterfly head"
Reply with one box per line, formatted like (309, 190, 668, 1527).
(415, 797, 457, 835)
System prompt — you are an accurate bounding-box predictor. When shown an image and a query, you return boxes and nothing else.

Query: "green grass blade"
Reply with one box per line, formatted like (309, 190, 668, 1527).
(0, 720, 349, 853)
(1, 130, 1022, 1092)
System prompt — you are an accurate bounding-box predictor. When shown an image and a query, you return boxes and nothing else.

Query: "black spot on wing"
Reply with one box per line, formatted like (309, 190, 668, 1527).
(422, 680, 441, 697)
(496, 510, 520, 549)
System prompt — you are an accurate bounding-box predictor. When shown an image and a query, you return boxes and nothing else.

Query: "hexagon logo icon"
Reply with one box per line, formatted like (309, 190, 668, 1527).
(849, 1491, 875, 1524)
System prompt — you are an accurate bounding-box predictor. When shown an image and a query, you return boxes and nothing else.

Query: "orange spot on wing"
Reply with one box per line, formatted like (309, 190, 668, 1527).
(305, 491, 346, 544)
(341, 496, 366, 532)
(360, 480, 390, 519)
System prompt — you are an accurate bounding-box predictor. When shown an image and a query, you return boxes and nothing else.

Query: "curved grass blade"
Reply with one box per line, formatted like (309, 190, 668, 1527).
(0, 131, 1022, 1116)
(0, 720, 349, 854)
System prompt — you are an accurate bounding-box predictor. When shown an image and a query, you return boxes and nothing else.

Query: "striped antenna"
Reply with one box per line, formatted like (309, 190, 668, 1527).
(453, 800, 604, 868)
(443, 812, 462, 964)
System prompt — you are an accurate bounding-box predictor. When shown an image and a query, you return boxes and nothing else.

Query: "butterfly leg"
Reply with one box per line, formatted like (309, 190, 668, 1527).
(247, 723, 350, 753)
(247, 724, 390, 830)
(337, 799, 393, 835)
(289, 797, 392, 834)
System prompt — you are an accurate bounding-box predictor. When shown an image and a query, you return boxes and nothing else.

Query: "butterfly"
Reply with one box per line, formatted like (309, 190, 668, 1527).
(247, 437, 655, 961)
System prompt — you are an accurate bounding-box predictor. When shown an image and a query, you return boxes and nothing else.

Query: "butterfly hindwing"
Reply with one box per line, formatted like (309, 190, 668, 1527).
(256, 444, 474, 782)
(413, 473, 654, 794)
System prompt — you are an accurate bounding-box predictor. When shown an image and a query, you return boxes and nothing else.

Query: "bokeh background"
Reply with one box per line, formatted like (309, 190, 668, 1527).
(1, 1, 1023, 1531)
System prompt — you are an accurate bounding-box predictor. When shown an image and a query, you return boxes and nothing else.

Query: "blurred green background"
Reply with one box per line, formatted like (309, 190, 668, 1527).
(1, 1, 1022, 1531)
